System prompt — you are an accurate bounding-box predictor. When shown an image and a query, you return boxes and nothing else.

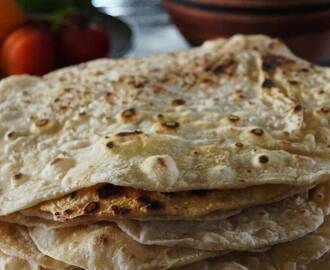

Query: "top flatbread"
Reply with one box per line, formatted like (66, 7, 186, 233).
(0, 35, 330, 215)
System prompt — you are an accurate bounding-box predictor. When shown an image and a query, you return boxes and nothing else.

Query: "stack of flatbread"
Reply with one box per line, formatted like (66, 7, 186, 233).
(0, 34, 329, 270)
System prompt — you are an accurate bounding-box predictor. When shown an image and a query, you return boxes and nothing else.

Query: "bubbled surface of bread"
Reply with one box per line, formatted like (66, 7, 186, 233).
(0, 35, 330, 215)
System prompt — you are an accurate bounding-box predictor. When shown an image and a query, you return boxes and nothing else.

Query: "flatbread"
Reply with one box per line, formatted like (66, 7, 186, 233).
(177, 213, 330, 270)
(22, 183, 304, 222)
(178, 260, 248, 270)
(116, 183, 330, 251)
(0, 221, 70, 269)
(0, 250, 79, 270)
(304, 249, 330, 270)
(0, 250, 42, 270)
(29, 223, 219, 270)
(0, 212, 65, 229)
(16, 184, 330, 269)
(1, 35, 330, 215)
(0, 208, 243, 229)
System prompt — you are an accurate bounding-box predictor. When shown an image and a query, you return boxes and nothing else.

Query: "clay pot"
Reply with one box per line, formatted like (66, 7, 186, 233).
(162, 0, 330, 63)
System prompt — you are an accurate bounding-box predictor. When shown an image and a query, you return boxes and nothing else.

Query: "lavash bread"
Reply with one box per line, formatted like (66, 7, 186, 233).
(177, 214, 330, 270)
(0, 212, 64, 229)
(0, 250, 42, 270)
(116, 182, 330, 251)
(0, 221, 70, 269)
(29, 223, 218, 270)
(1, 35, 330, 216)
(305, 250, 330, 270)
(0, 34, 330, 270)
(0, 209, 244, 228)
(2, 183, 328, 258)
(0, 249, 80, 270)
(0, 215, 218, 270)
(22, 183, 304, 222)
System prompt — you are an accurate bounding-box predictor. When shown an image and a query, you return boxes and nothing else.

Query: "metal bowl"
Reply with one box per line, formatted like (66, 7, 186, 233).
(83, 7, 133, 58)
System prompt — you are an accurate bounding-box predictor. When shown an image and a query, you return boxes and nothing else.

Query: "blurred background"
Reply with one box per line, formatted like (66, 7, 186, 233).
(93, 0, 189, 56)
(92, 0, 189, 56)
(0, 0, 329, 76)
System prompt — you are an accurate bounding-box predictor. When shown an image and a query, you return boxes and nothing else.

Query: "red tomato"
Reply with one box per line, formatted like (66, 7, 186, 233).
(0, 0, 26, 44)
(1, 25, 55, 76)
(57, 20, 110, 65)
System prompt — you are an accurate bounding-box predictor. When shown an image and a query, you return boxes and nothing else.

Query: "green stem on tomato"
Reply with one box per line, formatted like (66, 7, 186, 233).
(16, 0, 93, 29)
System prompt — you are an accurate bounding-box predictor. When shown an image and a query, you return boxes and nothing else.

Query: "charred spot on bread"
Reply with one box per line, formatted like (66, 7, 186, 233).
(262, 79, 274, 88)
(250, 128, 264, 136)
(115, 130, 143, 137)
(97, 184, 122, 199)
(111, 205, 131, 215)
(84, 202, 100, 214)
(137, 196, 163, 210)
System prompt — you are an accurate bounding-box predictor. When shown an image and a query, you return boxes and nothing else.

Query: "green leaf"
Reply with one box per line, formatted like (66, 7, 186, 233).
(16, 0, 74, 14)
(16, 0, 95, 29)
(71, 0, 94, 9)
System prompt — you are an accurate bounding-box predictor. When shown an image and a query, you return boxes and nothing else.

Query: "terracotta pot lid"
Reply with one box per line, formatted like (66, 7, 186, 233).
(166, 0, 330, 11)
